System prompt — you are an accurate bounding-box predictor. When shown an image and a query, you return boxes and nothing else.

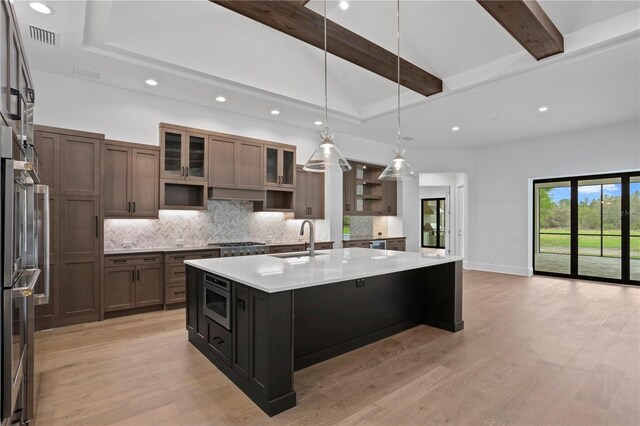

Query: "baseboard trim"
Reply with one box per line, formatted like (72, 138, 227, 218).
(464, 262, 532, 277)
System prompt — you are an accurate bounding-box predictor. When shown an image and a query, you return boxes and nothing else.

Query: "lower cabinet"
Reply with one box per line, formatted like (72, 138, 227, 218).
(267, 244, 305, 254)
(343, 240, 371, 249)
(164, 250, 220, 305)
(59, 258, 100, 320)
(104, 254, 163, 313)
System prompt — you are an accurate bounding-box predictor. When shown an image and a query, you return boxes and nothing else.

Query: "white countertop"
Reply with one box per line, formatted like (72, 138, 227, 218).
(185, 248, 462, 293)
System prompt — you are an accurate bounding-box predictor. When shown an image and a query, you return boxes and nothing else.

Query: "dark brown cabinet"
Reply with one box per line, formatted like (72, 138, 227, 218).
(294, 166, 325, 219)
(59, 258, 100, 320)
(208, 136, 263, 190)
(264, 144, 296, 189)
(160, 126, 208, 182)
(164, 250, 219, 305)
(103, 141, 160, 218)
(59, 135, 101, 196)
(104, 255, 164, 313)
(59, 195, 100, 258)
(267, 244, 305, 254)
(343, 160, 397, 216)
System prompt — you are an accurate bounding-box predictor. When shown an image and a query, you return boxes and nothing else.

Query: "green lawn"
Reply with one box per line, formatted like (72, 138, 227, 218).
(540, 228, 640, 259)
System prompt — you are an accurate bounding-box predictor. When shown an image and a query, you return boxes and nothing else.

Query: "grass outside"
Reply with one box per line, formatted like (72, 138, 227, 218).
(540, 228, 640, 259)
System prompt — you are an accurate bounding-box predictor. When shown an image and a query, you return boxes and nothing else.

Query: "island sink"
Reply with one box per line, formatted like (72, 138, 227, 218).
(269, 251, 328, 259)
(184, 248, 463, 416)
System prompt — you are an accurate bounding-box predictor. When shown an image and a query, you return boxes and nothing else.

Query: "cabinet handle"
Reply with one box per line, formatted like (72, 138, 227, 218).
(132, 202, 136, 213)
(174, 271, 185, 275)
(174, 291, 185, 295)
(112, 259, 126, 263)
(174, 256, 185, 260)
(186, 166, 189, 177)
(137, 270, 140, 281)
(128, 201, 131, 213)
(346, 204, 350, 211)
(143, 258, 156, 262)
(131, 270, 135, 281)
(213, 336, 224, 344)
(95, 216, 99, 238)
(9, 88, 21, 120)
(309, 207, 312, 215)
(237, 298, 246, 311)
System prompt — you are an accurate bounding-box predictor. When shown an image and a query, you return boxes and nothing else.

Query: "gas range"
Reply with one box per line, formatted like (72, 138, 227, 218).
(208, 241, 268, 257)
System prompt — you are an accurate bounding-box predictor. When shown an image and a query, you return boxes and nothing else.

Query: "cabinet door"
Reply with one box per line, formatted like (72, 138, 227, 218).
(59, 196, 100, 258)
(131, 148, 159, 217)
(383, 180, 398, 216)
(103, 144, 131, 217)
(135, 264, 163, 307)
(34, 131, 59, 192)
(59, 135, 101, 196)
(208, 137, 236, 188)
(294, 167, 309, 218)
(264, 145, 280, 188)
(59, 258, 100, 319)
(343, 167, 356, 213)
(161, 128, 185, 179)
(233, 283, 249, 379)
(280, 147, 296, 188)
(308, 170, 325, 219)
(237, 140, 263, 189)
(185, 132, 207, 181)
(104, 266, 135, 312)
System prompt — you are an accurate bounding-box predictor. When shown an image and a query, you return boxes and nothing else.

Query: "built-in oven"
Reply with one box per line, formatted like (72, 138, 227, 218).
(203, 274, 231, 330)
(370, 240, 387, 250)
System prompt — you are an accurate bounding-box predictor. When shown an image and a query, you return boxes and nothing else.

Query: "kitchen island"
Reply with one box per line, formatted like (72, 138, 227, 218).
(185, 248, 463, 416)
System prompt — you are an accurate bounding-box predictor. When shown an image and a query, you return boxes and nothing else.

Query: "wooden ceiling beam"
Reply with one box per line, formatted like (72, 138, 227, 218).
(477, 0, 564, 60)
(211, 1, 443, 97)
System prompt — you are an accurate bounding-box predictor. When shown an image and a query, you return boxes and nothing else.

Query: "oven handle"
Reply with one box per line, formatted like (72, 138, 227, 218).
(34, 184, 50, 305)
(12, 269, 40, 298)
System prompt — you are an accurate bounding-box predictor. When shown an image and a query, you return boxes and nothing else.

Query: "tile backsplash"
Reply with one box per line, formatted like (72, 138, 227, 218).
(104, 200, 322, 249)
(344, 216, 388, 238)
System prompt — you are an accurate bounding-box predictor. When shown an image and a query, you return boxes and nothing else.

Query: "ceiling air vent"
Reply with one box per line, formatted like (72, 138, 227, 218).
(401, 136, 415, 141)
(73, 66, 102, 80)
(29, 25, 56, 46)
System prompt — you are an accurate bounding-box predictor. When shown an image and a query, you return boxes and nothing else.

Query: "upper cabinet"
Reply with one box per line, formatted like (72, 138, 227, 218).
(343, 160, 397, 216)
(59, 134, 101, 196)
(160, 125, 208, 182)
(295, 166, 324, 219)
(264, 144, 295, 189)
(103, 140, 160, 218)
(208, 136, 263, 191)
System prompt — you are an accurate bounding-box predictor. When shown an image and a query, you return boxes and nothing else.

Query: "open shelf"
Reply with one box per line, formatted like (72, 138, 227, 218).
(161, 180, 207, 210)
(254, 189, 294, 212)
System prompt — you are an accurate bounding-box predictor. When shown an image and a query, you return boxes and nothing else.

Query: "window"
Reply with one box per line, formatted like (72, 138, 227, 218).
(533, 171, 639, 285)
(422, 198, 446, 249)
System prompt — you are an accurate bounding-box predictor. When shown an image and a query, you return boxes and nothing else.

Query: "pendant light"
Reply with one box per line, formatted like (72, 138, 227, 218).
(379, 0, 416, 181)
(303, 0, 351, 173)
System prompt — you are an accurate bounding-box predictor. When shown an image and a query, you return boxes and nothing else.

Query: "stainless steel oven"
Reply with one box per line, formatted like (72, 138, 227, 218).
(370, 240, 387, 250)
(203, 274, 231, 330)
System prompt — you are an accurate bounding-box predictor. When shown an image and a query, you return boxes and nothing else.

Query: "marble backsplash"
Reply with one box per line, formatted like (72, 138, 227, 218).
(345, 216, 388, 238)
(104, 200, 320, 249)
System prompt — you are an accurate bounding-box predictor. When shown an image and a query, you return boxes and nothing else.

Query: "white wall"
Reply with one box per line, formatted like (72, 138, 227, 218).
(469, 121, 640, 275)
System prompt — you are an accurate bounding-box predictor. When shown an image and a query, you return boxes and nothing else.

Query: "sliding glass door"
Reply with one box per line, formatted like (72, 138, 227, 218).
(534, 171, 639, 285)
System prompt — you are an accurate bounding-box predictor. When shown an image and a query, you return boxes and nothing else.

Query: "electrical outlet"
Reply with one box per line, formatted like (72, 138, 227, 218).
(176, 239, 185, 247)
(122, 241, 133, 248)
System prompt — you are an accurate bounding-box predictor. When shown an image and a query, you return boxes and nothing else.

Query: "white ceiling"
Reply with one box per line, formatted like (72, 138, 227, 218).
(13, 0, 640, 149)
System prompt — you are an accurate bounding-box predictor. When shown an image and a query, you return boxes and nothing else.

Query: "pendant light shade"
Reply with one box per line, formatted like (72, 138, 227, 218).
(379, 146, 416, 180)
(303, 0, 351, 173)
(379, 0, 416, 181)
(303, 129, 351, 172)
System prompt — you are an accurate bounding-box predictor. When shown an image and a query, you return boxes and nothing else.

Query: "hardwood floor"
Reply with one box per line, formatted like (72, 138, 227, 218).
(33, 271, 640, 425)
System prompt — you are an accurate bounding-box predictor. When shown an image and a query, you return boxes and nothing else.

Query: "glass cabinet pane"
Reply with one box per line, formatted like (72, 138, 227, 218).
(265, 147, 279, 185)
(164, 131, 182, 174)
(282, 149, 295, 185)
(188, 134, 205, 178)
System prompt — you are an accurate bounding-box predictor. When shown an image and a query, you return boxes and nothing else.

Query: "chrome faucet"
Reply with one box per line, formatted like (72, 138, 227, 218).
(300, 220, 315, 257)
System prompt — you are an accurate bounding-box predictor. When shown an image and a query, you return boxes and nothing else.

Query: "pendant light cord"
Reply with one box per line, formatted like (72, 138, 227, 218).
(324, 0, 328, 132)
(396, 0, 401, 148)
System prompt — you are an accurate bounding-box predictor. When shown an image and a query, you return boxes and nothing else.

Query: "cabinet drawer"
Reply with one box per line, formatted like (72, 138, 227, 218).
(207, 318, 232, 365)
(165, 250, 220, 264)
(387, 244, 406, 252)
(165, 264, 187, 284)
(268, 244, 305, 254)
(105, 254, 161, 267)
(312, 242, 333, 250)
(344, 241, 370, 249)
(165, 284, 186, 303)
(386, 238, 406, 245)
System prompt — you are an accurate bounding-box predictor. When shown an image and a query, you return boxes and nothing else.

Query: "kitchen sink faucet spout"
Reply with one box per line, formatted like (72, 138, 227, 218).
(300, 220, 315, 257)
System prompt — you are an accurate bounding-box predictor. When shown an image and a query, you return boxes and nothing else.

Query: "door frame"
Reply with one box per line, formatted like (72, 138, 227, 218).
(421, 198, 446, 249)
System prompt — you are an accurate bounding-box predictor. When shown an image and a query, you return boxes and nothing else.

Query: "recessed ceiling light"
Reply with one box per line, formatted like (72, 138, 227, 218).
(451, 126, 460, 132)
(29, 2, 53, 14)
(270, 110, 280, 115)
(216, 96, 226, 103)
(145, 79, 158, 86)
(314, 121, 322, 126)
(538, 106, 549, 113)
(339, 1, 349, 10)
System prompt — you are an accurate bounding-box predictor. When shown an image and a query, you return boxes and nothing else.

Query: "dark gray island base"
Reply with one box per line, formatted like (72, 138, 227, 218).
(186, 258, 463, 416)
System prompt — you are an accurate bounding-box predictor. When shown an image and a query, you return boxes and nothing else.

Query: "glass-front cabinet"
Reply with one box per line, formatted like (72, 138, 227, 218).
(160, 127, 208, 182)
(264, 144, 295, 189)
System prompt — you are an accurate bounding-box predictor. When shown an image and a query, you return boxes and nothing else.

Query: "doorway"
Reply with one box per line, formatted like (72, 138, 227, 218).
(421, 198, 446, 249)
